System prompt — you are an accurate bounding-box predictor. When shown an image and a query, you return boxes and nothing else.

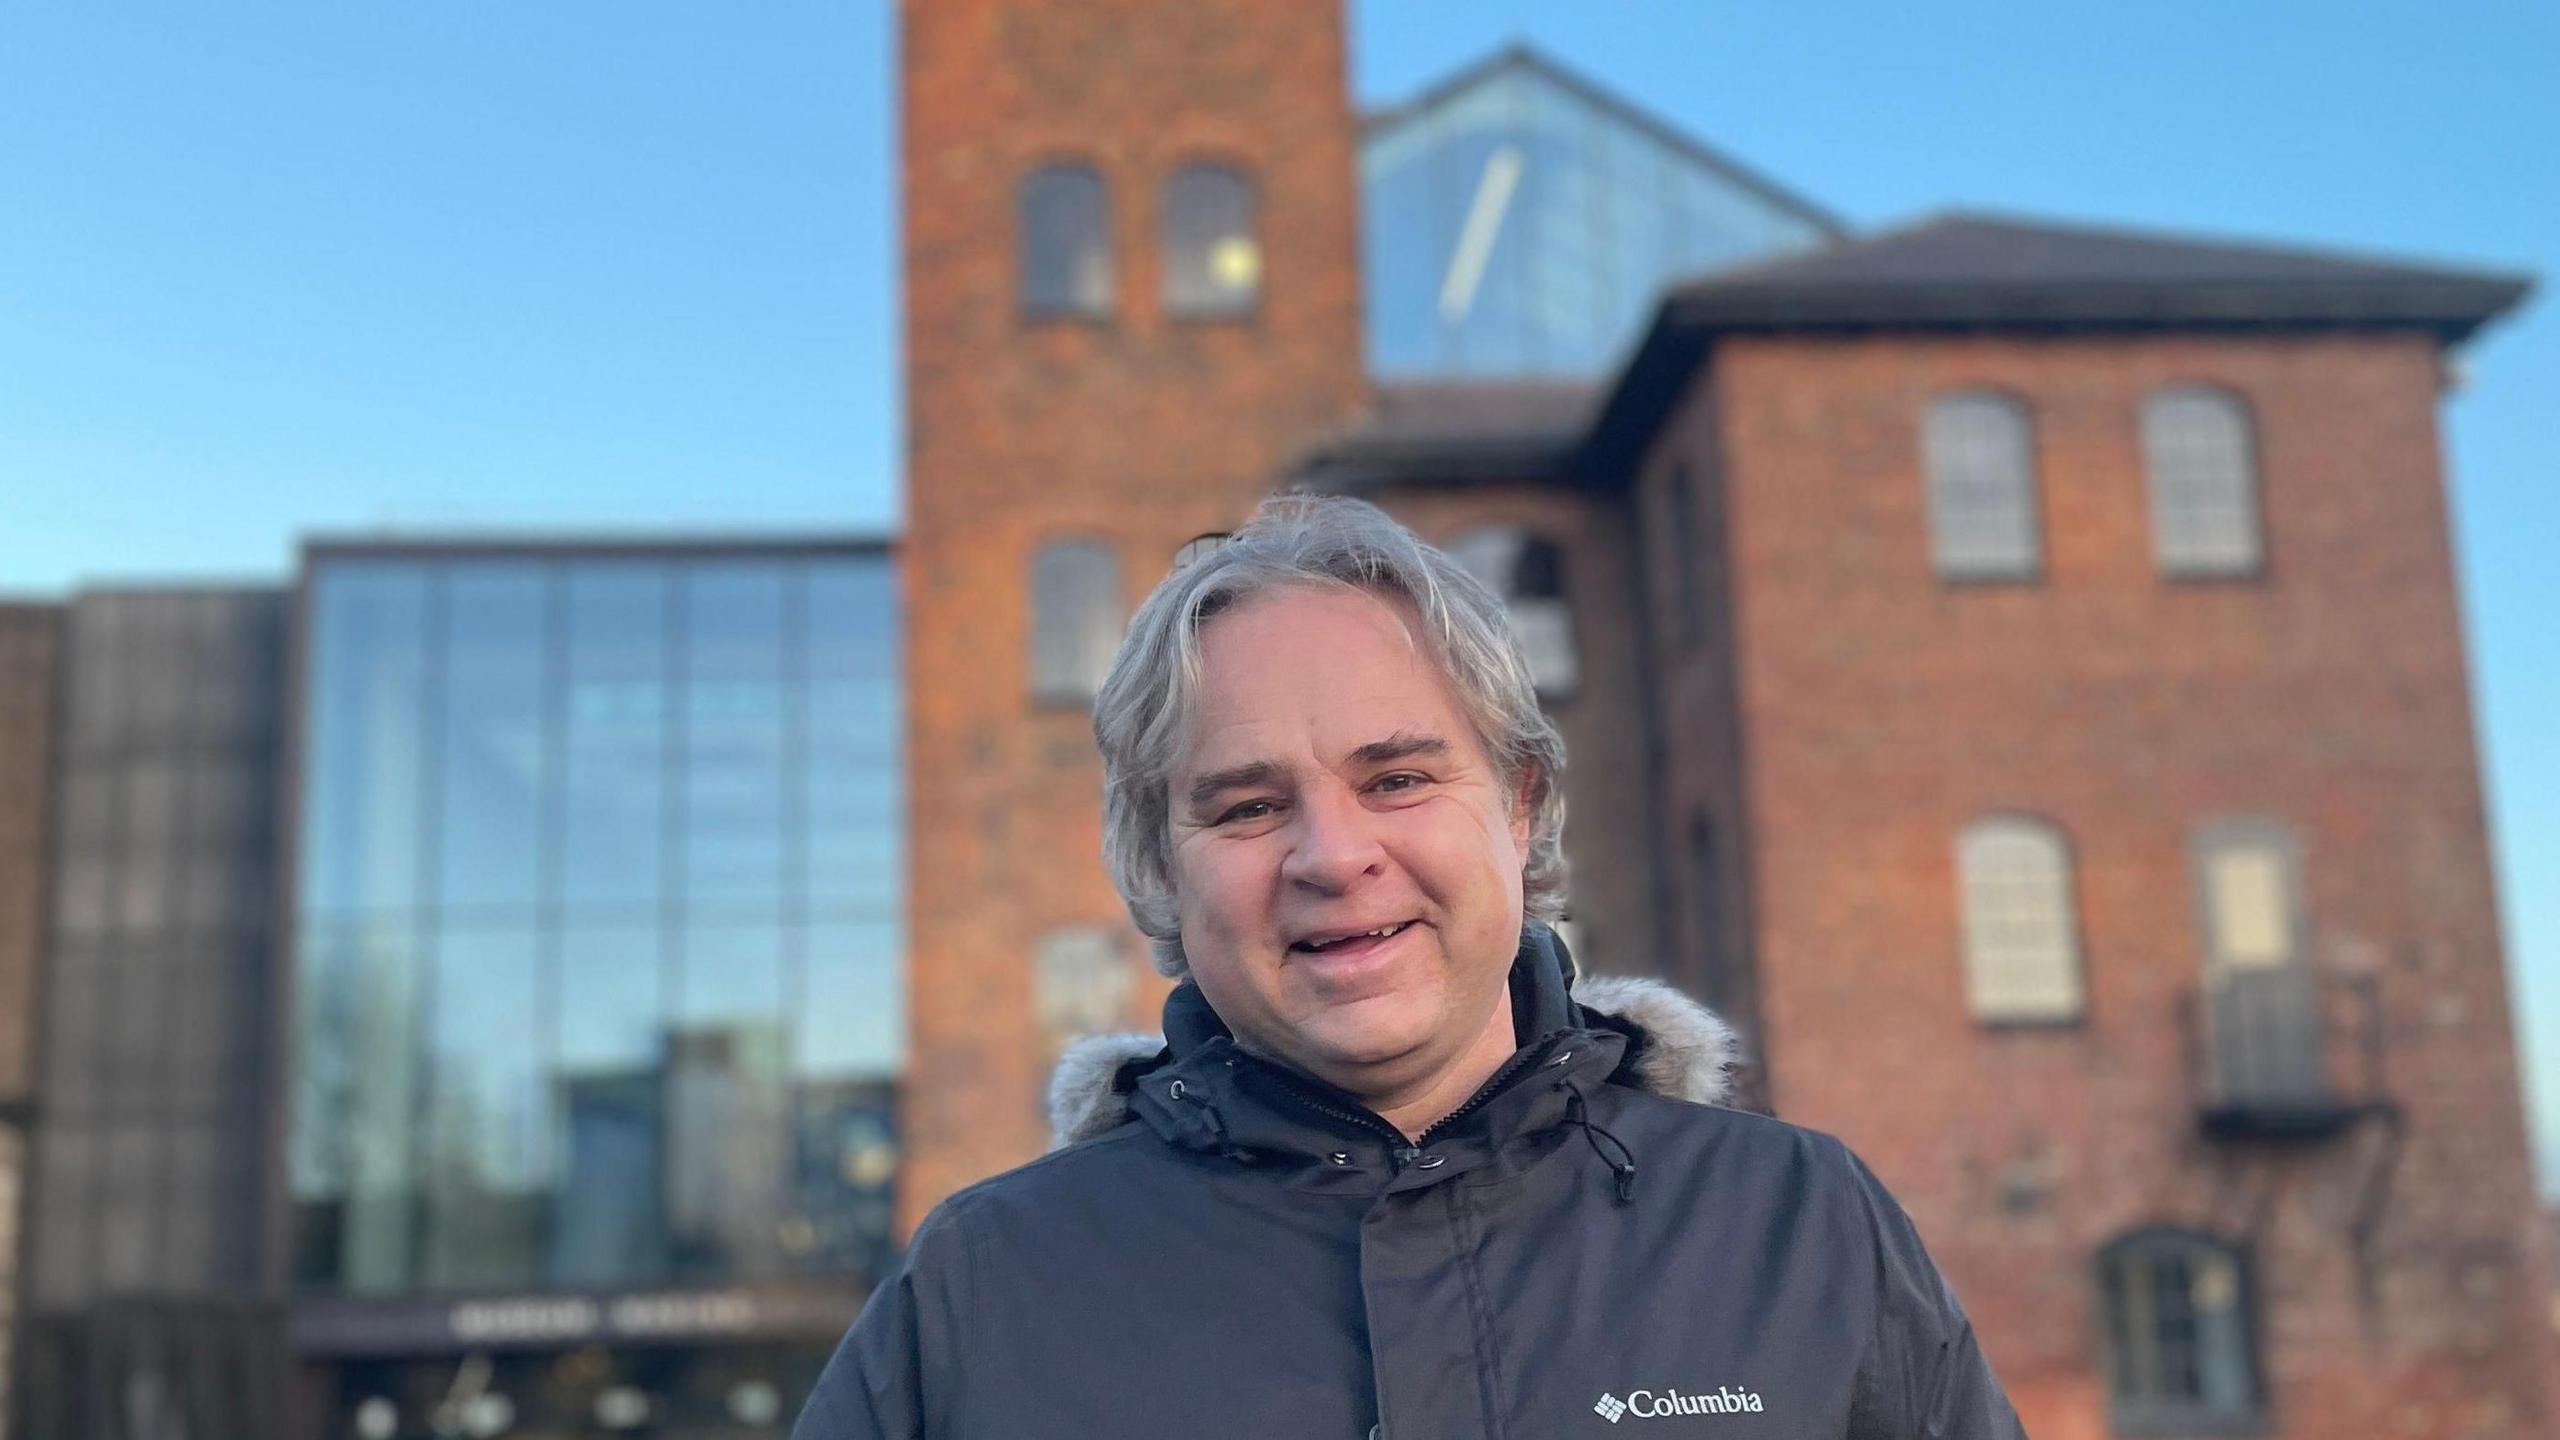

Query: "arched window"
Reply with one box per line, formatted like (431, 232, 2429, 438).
(1956, 817, 2083, 1021)
(1028, 540, 1121, 704)
(1160, 164, 1259, 317)
(1019, 164, 1112, 317)
(2142, 387, 2263, 577)
(2096, 1229, 2262, 1433)
(1034, 926, 1134, 1046)
(2192, 819, 2323, 1108)
(1923, 392, 2041, 580)
(1447, 526, 1577, 699)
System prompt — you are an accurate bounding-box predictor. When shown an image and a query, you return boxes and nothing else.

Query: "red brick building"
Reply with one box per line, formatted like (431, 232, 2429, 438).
(900, 3, 2546, 1435)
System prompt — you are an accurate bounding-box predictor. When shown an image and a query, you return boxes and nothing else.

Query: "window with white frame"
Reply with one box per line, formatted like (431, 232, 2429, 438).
(1028, 540, 1122, 705)
(1923, 392, 2041, 579)
(2142, 386, 2262, 576)
(1956, 816, 2084, 1021)
(1446, 525, 1577, 700)
(2097, 1228, 2262, 1435)
(1019, 163, 1113, 318)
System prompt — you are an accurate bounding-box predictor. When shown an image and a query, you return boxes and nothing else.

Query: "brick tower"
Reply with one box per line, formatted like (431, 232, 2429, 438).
(899, 0, 1366, 1222)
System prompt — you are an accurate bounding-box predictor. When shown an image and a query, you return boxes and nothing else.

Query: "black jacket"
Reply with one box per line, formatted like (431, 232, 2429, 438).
(794, 928, 2026, 1438)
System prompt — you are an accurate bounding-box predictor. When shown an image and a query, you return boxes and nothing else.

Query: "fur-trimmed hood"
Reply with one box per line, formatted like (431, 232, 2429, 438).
(1047, 968, 1740, 1150)
(798, 927, 2030, 1440)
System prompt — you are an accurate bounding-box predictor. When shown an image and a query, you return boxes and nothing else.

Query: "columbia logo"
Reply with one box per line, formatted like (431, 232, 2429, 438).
(1592, 1386, 1768, 1420)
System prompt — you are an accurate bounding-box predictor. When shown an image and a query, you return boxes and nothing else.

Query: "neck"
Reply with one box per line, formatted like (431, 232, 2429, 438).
(1359, 994, 1522, 1141)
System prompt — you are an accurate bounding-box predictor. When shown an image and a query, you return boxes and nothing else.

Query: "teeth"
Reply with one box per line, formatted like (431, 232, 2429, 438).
(1305, 922, 1404, 951)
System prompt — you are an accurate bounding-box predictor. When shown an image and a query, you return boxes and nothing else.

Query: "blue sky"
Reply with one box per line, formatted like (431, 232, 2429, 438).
(4, 3, 2554, 1187)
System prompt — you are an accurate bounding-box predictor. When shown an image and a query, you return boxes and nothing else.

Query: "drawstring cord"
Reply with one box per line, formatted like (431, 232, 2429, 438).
(1561, 1080, 1638, 1204)
(1169, 1077, 1253, 1164)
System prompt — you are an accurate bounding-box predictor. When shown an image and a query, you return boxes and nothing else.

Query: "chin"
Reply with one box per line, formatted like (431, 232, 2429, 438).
(1294, 998, 1440, 1070)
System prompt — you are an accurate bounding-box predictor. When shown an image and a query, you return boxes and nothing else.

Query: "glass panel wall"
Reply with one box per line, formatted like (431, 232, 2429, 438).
(1362, 59, 1836, 378)
(289, 548, 903, 1296)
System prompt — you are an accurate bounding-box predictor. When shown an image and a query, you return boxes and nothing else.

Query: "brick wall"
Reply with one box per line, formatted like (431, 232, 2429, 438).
(0, 604, 62, 1440)
(900, 0, 1366, 1223)
(1659, 331, 2550, 1438)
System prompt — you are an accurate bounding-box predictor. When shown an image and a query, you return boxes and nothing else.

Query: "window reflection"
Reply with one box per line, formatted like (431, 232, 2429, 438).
(304, 567, 430, 916)
(801, 920, 904, 1076)
(421, 929, 547, 1291)
(1019, 163, 1113, 317)
(668, 924, 791, 1281)
(1362, 57, 1834, 377)
(438, 567, 550, 913)
(563, 566, 669, 913)
(1162, 163, 1259, 316)
(807, 566, 901, 910)
(684, 567, 789, 907)
(341, 923, 427, 1294)
(290, 551, 905, 1298)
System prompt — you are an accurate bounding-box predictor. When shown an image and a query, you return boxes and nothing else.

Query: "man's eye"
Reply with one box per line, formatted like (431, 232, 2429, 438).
(1372, 772, 1428, 794)
(1219, 799, 1278, 824)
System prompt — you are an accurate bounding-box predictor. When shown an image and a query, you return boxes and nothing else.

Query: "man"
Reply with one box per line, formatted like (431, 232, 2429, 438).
(795, 496, 2026, 1438)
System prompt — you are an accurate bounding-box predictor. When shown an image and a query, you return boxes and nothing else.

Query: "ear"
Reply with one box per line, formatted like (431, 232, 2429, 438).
(1509, 764, 1540, 854)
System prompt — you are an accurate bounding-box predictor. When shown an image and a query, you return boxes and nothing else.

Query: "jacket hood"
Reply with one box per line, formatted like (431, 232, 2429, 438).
(1046, 927, 1740, 1150)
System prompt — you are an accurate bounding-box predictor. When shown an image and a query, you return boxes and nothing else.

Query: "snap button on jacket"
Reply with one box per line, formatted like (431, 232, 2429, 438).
(794, 928, 2027, 1439)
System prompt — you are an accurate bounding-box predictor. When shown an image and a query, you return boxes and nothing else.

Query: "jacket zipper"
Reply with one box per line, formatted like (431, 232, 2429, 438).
(1415, 1030, 1569, 1147)
(1255, 1067, 1413, 1153)
(1253, 1030, 1575, 1167)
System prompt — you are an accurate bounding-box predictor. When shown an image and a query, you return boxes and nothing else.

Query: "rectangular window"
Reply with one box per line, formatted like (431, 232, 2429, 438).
(1925, 393, 2042, 580)
(2206, 850, 2292, 970)
(1958, 819, 2085, 1022)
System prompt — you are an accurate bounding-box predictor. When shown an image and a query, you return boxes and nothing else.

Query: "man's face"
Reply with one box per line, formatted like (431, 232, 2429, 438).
(1167, 585, 1532, 1091)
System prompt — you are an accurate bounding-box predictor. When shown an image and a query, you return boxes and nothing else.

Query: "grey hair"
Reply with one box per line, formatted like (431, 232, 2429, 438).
(1093, 493, 1568, 977)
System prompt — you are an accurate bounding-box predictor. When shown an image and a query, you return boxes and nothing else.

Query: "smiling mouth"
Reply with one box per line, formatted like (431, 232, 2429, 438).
(1291, 920, 1415, 954)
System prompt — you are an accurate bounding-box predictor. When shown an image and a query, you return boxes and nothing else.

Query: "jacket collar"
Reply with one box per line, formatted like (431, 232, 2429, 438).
(1045, 925, 1739, 1160)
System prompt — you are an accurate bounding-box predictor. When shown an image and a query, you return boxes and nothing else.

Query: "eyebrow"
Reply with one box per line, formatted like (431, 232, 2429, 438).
(1187, 760, 1284, 814)
(1183, 733, 1452, 814)
(1349, 731, 1450, 768)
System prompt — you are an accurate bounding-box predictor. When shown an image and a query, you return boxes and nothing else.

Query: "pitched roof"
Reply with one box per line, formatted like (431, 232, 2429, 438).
(1661, 213, 2531, 335)
(1292, 381, 1597, 492)
(1584, 213, 2533, 475)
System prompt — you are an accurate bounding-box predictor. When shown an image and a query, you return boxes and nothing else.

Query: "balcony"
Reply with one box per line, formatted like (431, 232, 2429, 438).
(2180, 969, 2391, 1143)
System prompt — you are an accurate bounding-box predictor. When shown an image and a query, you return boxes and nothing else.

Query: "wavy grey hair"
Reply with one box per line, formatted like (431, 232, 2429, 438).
(1093, 493, 1568, 977)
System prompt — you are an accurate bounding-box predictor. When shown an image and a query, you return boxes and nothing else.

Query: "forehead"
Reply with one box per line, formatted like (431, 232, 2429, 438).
(1179, 586, 1474, 770)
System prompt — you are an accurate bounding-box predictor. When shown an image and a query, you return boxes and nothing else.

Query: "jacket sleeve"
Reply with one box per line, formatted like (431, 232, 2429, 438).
(1835, 1142, 2029, 1440)
(791, 1203, 972, 1440)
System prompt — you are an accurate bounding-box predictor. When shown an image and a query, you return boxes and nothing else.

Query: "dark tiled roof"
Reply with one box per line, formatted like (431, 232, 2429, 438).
(1663, 212, 2531, 335)
(1292, 382, 1598, 492)
(1586, 213, 2534, 476)
(1302, 215, 2531, 493)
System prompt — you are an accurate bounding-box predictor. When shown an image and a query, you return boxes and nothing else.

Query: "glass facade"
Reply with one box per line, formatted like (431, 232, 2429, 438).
(287, 547, 903, 1298)
(1361, 56, 1836, 378)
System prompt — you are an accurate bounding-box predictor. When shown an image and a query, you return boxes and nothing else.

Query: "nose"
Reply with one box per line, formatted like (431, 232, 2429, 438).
(1278, 779, 1386, 894)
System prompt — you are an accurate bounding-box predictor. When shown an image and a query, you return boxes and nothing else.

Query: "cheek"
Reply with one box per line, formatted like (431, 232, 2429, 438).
(1175, 840, 1272, 938)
